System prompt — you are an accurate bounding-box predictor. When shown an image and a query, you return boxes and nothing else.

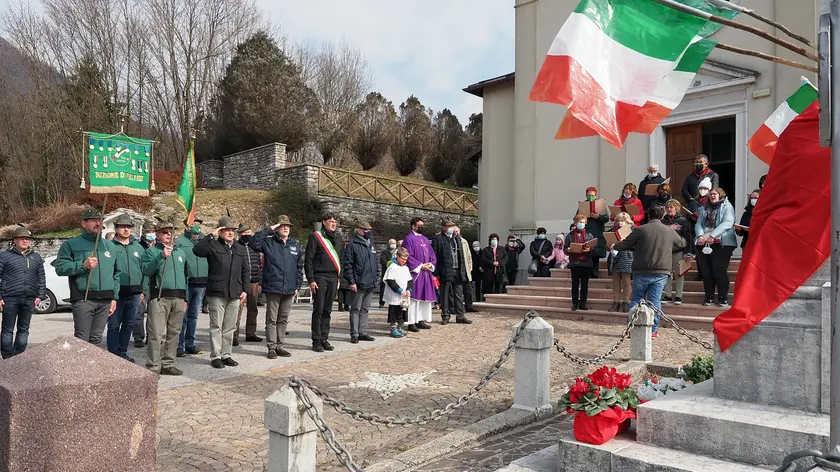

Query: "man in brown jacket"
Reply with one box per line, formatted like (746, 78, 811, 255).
(611, 205, 685, 337)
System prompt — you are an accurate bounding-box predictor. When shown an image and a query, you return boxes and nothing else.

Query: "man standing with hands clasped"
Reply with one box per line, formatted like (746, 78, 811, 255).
(0, 226, 46, 358)
(193, 216, 249, 368)
(305, 212, 342, 352)
(53, 207, 120, 345)
(342, 219, 378, 344)
(142, 219, 189, 375)
(249, 215, 303, 358)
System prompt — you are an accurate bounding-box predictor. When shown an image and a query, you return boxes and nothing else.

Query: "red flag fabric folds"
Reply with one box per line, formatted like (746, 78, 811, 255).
(714, 102, 830, 351)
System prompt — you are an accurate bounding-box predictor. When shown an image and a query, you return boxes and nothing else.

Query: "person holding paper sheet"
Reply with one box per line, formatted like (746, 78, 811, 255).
(574, 187, 608, 279)
(662, 200, 693, 305)
(607, 213, 634, 313)
(647, 183, 673, 221)
(612, 183, 645, 227)
(639, 163, 666, 215)
(564, 215, 596, 311)
(694, 188, 736, 307)
(735, 190, 760, 249)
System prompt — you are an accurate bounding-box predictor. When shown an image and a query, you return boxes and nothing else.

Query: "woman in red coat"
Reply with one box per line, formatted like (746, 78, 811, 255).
(612, 183, 645, 226)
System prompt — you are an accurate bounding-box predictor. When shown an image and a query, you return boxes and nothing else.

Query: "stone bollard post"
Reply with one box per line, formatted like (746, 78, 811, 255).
(264, 384, 323, 472)
(630, 304, 654, 362)
(510, 316, 554, 414)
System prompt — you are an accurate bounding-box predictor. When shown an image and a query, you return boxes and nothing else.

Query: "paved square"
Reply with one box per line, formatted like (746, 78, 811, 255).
(25, 304, 713, 471)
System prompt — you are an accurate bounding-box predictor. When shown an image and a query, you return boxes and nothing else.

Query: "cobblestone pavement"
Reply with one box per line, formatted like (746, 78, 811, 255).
(415, 415, 572, 471)
(154, 308, 714, 471)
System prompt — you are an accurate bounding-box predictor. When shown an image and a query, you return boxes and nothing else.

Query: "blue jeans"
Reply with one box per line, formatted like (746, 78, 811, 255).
(629, 274, 669, 333)
(107, 294, 141, 356)
(179, 285, 205, 353)
(1, 297, 34, 359)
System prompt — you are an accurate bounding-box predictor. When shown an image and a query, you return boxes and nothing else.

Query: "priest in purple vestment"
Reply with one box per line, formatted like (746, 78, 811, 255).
(402, 217, 436, 331)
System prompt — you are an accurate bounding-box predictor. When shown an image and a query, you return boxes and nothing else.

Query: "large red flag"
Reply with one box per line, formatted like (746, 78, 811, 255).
(714, 102, 830, 351)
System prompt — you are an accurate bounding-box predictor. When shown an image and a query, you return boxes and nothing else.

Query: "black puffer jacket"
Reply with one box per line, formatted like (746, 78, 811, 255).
(238, 238, 262, 283)
(342, 235, 380, 290)
(193, 236, 249, 299)
(736, 204, 754, 249)
(661, 214, 692, 254)
(0, 248, 46, 300)
(432, 233, 468, 282)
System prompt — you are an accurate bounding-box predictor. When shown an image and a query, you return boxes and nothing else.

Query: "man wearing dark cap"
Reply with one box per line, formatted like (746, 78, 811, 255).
(193, 216, 249, 368)
(431, 218, 472, 325)
(53, 208, 120, 345)
(304, 212, 342, 352)
(141, 219, 189, 375)
(341, 219, 378, 344)
(250, 215, 302, 358)
(175, 218, 208, 357)
(0, 226, 45, 358)
(235, 224, 263, 345)
(108, 214, 146, 362)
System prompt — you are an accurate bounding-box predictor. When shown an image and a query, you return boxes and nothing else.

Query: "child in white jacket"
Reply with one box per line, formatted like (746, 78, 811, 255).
(382, 247, 413, 338)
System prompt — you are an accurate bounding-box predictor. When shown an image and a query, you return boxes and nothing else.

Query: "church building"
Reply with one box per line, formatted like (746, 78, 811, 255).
(464, 0, 818, 246)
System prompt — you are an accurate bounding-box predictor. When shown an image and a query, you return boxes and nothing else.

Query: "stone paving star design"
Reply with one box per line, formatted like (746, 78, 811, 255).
(338, 370, 450, 400)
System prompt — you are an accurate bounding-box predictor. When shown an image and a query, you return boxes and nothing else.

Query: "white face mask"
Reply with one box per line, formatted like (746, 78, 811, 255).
(702, 245, 713, 255)
(750, 198, 758, 207)
(623, 192, 632, 199)
(610, 249, 619, 257)
(389, 244, 396, 250)
(490, 239, 498, 247)
(648, 172, 657, 178)
(699, 188, 709, 197)
(473, 245, 481, 252)
(446, 227, 455, 236)
(508, 241, 515, 247)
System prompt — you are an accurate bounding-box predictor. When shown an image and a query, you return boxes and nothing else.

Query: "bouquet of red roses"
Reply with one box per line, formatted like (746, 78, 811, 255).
(561, 366, 640, 445)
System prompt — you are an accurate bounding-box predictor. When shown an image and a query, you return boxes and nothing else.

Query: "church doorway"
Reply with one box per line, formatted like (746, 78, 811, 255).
(665, 116, 737, 207)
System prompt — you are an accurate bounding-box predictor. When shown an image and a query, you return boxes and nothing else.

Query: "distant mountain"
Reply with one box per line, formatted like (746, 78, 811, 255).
(0, 37, 62, 93)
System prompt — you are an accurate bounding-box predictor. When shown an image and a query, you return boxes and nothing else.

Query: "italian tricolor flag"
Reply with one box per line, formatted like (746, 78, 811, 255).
(529, 0, 708, 149)
(556, 38, 717, 139)
(747, 79, 818, 165)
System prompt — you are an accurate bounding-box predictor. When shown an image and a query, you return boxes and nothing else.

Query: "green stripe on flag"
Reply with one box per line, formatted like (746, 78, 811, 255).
(786, 82, 819, 114)
(676, 38, 716, 72)
(574, 0, 708, 61)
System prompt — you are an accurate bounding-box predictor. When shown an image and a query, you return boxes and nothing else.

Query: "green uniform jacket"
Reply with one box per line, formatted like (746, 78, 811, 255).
(53, 230, 121, 301)
(112, 236, 146, 297)
(175, 233, 209, 285)
(142, 243, 189, 301)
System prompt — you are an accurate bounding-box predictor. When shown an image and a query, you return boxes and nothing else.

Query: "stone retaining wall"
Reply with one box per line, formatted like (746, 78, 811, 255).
(0, 238, 71, 258)
(196, 160, 223, 189)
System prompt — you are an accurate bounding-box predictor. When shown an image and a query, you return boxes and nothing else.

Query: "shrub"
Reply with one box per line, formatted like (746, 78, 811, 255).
(2, 202, 88, 237)
(680, 355, 714, 384)
(266, 182, 323, 241)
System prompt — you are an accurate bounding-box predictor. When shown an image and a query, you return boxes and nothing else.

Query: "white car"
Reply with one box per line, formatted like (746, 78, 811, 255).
(35, 256, 72, 314)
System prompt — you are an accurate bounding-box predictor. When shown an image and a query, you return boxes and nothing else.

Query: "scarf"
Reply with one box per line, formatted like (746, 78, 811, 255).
(571, 229, 589, 262)
(704, 201, 722, 230)
(693, 167, 712, 178)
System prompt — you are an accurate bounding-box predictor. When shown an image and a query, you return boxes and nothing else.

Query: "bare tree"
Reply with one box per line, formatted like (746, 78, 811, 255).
(425, 109, 465, 183)
(392, 95, 431, 176)
(350, 92, 397, 170)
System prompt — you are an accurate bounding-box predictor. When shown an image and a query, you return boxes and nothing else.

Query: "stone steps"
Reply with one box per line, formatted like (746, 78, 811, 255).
(549, 268, 739, 279)
(527, 276, 734, 295)
(482, 294, 725, 317)
(507, 285, 719, 305)
(472, 303, 714, 330)
(588, 258, 742, 272)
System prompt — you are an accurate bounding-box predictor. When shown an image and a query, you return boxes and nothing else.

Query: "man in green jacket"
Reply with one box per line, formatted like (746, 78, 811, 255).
(108, 214, 146, 362)
(175, 218, 208, 357)
(142, 219, 189, 376)
(53, 208, 120, 345)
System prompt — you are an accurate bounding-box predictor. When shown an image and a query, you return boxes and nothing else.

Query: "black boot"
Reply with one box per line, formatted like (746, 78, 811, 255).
(578, 302, 589, 311)
(572, 302, 579, 312)
(441, 316, 450, 325)
(608, 302, 620, 312)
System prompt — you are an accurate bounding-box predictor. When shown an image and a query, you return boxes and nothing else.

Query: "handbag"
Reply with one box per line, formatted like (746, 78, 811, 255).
(527, 240, 547, 275)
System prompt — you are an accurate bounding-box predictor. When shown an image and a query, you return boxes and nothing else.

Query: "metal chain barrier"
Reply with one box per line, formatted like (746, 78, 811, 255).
(775, 449, 840, 472)
(552, 302, 641, 365)
(653, 306, 714, 351)
(289, 381, 366, 472)
(290, 310, 539, 427)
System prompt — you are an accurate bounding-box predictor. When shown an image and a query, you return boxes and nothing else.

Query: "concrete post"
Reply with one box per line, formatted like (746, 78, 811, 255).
(264, 385, 323, 472)
(510, 316, 554, 413)
(630, 304, 653, 362)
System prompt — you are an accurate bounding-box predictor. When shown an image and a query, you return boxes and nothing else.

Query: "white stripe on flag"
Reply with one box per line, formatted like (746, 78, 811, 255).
(646, 70, 696, 110)
(765, 101, 799, 137)
(547, 12, 682, 106)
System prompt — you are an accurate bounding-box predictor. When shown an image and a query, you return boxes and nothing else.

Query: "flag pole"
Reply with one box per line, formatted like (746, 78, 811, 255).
(83, 193, 109, 301)
(828, 0, 840, 458)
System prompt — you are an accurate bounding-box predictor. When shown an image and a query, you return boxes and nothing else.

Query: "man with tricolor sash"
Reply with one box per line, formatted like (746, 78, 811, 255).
(304, 212, 343, 353)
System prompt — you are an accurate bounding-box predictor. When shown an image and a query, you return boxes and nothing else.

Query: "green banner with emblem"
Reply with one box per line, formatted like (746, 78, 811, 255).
(87, 132, 153, 196)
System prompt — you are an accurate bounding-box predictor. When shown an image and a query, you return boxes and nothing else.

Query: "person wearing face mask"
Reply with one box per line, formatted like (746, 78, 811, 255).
(612, 183, 645, 227)
(379, 239, 398, 308)
(681, 154, 720, 204)
(547, 233, 569, 270)
(341, 219, 379, 343)
(564, 215, 596, 311)
(607, 213, 634, 313)
(480, 233, 509, 296)
(574, 187, 609, 278)
(402, 218, 436, 331)
(175, 218, 208, 357)
(431, 219, 472, 325)
(639, 163, 665, 215)
(233, 225, 263, 346)
(695, 187, 736, 307)
(661, 200, 692, 305)
(736, 190, 760, 249)
(688, 177, 712, 281)
(337, 240, 352, 312)
(471, 241, 484, 303)
(134, 222, 158, 347)
(503, 235, 526, 289)
(646, 183, 673, 223)
(529, 228, 554, 277)
(454, 227, 478, 313)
